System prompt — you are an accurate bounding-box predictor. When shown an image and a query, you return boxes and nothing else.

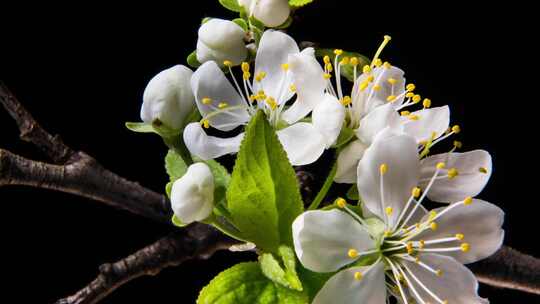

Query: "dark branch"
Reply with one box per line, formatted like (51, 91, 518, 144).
(55, 224, 238, 304)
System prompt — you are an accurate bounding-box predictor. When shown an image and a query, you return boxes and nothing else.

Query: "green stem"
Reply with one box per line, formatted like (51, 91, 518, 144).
(308, 160, 337, 210)
(163, 135, 193, 165)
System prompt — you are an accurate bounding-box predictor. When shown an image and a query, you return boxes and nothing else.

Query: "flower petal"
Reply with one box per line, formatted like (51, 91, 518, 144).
(191, 61, 250, 131)
(313, 263, 386, 304)
(398, 106, 450, 143)
(183, 122, 244, 160)
(334, 139, 369, 183)
(415, 199, 504, 264)
(357, 132, 420, 227)
(277, 122, 326, 165)
(419, 150, 492, 203)
(402, 253, 489, 304)
(282, 48, 327, 124)
(312, 93, 346, 148)
(171, 162, 214, 224)
(355, 103, 400, 145)
(292, 209, 375, 272)
(253, 30, 298, 103)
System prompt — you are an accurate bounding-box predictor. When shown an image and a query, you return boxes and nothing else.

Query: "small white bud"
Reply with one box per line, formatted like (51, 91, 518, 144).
(140, 65, 195, 130)
(239, 0, 290, 27)
(170, 162, 214, 224)
(196, 18, 247, 66)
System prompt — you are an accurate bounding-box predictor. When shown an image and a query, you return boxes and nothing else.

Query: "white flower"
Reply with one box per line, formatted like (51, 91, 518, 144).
(239, 0, 290, 27)
(292, 133, 504, 304)
(170, 162, 214, 224)
(196, 18, 247, 66)
(183, 30, 344, 165)
(140, 65, 195, 130)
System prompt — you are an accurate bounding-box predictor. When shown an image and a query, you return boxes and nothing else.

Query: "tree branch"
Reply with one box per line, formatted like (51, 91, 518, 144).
(55, 224, 238, 304)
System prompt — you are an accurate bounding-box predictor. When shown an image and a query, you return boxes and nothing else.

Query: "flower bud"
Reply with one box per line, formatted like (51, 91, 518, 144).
(239, 0, 290, 27)
(140, 65, 195, 130)
(170, 162, 214, 224)
(196, 18, 247, 66)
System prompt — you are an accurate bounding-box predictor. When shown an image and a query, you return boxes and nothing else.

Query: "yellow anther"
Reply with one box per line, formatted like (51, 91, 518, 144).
(415, 256, 420, 263)
(452, 125, 461, 134)
(323, 55, 331, 64)
(436, 269, 443, 277)
(348, 248, 359, 258)
(325, 63, 333, 72)
(408, 114, 420, 121)
(418, 240, 425, 249)
(374, 58, 382, 67)
(387, 95, 397, 102)
(415, 223, 421, 229)
(255, 71, 267, 82)
(373, 84, 381, 91)
(334, 49, 343, 56)
(380, 163, 388, 175)
(201, 119, 210, 129)
(385, 207, 393, 215)
(412, 94, 422, 103)
(218, 102, 228, 109)
(453, 140, 463, 149)
(350, 57, 359, 66)
(341, 96, 352, 106)
(335, 197, 347, 208)
(384, 35, 392, 41)
(223, 60, 233, 67)
(406, 242, 414, 254)
(367, 75, 374, 82)
(419, 140, 428, 146)
(243, 71, 251, 80)
(362, 65, 371, 74)
(442, 300, 448, 304)
(447, 168, 459, 179)
(412, 187, 421, 198)
(384, 230, 392, 237)
(405, 92, 415, 98)
(281, 63, 289, 71)
(455, 233, 465, 240)
(323, 73, 332, 80)
(461, 243, 470, 252)
(383, 61, 391, 69)
(400, 110, 411, 116)
(248, 95, 257, 102)
(436, 162, 446, 169)
(241, 62, 250, 73)
(429, 210, 437, 220)
(430, 222, 438, 231)
(406, 83, 416, 92)
(340, 56, 350, 65)
(479, 167, 488, 174)
(202, 97, 212, 105)
(387, 78, 397, 85)
(266, 97, 277, 110)
(354, 272, 363, 281)
(359, 81, 369, 91)
(289, 84, 297, 92)
(423, 98, 432, 108)
(463, 196, 473, 205)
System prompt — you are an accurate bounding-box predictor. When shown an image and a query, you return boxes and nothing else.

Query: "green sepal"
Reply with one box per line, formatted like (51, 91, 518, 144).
(333, 126, 355, 148)
(171, 214, 188, 227)
(187, 50, 202, 68)
(289, 0, 314, 7)
(233, 18, 248, 31)
(346, 184, 359, 201)
(218, 0, 242, 12)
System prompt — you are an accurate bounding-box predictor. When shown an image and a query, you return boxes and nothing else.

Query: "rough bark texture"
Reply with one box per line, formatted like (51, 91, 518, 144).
(1, 82, 539, 304)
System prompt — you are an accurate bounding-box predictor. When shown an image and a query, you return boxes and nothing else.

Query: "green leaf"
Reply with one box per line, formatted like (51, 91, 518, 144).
(289, 0, 314, 7)
(315, 48, 370, 82)
(233, 18, 248, 31)
(197, 262, 308, 304)
(226, 111, 304, 253)
(219, 0, 242, 12)
(259, 246, 302, 291)
(125, 122, 155, 133)
(346, 184, 359, 201)
(187, 50, 202, 68)
(165, 149, 189, 181)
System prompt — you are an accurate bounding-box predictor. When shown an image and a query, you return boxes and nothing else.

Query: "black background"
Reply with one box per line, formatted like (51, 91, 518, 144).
(1, 1, 538, 303)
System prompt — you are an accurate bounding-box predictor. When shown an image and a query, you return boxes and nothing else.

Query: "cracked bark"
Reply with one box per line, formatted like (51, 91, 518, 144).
(1, 81, 539, 304)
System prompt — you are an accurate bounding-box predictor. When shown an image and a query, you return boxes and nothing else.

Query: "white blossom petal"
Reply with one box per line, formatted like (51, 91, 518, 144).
(253, 30, 298, 103)
(419, 150, 492, 203)
(402, 253, 488, 304)
(313, 263, 386, 304)
(239, 0, 290, 28)
(191, 61, 250, 131)
(277, 122, 326, 166)
(334, 139, 369, 183)
(183, 122, 244, 160)
(357, 133, 420, 227)
(292, 209, 375, 272)
(415, 199, 504, 264)
(170, 162, 214, 224)
(282, 48, 327, 124)
(398, 106, 450, 143)
(196, 18, 247, 65)
(355, 103, 400, 145)
(312, 93, 345, 148)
